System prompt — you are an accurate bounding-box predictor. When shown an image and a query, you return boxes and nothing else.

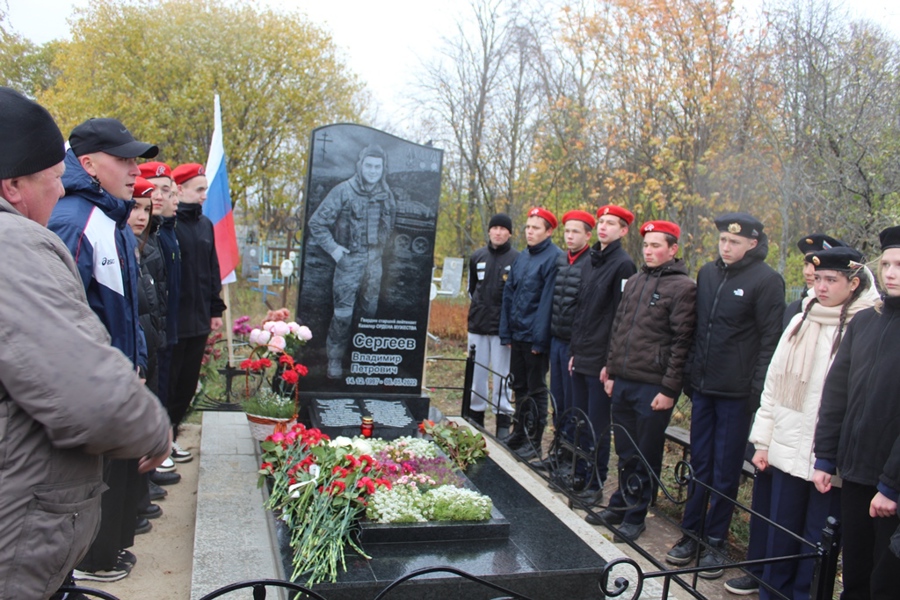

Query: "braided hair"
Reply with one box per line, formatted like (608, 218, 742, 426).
(832, 266, 869, 356)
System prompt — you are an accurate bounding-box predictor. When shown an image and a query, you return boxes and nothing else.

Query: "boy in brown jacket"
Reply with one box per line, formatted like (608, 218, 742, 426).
(586, 220, 696, 542)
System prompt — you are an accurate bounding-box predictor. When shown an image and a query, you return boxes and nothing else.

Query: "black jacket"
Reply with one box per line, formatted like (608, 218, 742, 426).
(158, 216, 181, 344)
(569, 240, 637, 376)
(687, 236, 785, 400)
(606, 258, 696, 397)
(550, 246, 591, 342)
(815, 297, 900, 492)
(467, 241, 518, 335)
(175, 203, 226, 338)
(136, 234, 164, 392)
(499, 237, 563, 353)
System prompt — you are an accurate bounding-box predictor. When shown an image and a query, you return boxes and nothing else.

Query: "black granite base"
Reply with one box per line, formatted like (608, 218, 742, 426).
(273, 457, 606, 599)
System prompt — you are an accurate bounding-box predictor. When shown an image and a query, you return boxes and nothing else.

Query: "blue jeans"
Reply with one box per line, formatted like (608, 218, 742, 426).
(549, 337, 573, 431)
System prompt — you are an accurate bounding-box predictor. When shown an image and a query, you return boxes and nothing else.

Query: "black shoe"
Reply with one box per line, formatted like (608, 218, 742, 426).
(118, 549, 137, 569)
(613, 521, 646, 543)
(577, 487, 604, 507)
(515, 442, 541, 461)
(495, 414, 512, 440)
(150, 470, 181, 486)
(134, 517, 152, 535)
(505, 429, 527, 451)
(148, 480, 168, 501)
(699, 539, 727, 579)
(666, 534, 699, 566)
(724, 574, 759, 595)
(585, 508, 624, 526)
(139, 504, 163, 520)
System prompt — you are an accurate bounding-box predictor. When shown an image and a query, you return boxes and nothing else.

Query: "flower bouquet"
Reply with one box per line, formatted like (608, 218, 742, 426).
(238, 310, 312, 440)
(258, 423, 493, 586)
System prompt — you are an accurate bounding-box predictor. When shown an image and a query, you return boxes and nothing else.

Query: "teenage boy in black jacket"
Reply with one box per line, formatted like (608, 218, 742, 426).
(667, 212, 784, 577)
(567, 205, 637, 504)
(466, 213, 519, 438)
(168, 164, 226, 462)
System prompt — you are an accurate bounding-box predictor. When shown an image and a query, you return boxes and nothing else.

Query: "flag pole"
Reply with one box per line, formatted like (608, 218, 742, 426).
(223, 284, 235, 367)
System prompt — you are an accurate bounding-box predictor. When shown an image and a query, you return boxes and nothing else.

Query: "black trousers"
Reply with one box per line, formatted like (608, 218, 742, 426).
(76, 458, 140, 571)
(167, 334, 207, 439)
(840, 480, 900, 600)
(508, 341, 550, 429)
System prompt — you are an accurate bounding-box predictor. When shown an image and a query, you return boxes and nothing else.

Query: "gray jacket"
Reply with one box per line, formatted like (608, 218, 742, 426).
(0, 198, 171, 599)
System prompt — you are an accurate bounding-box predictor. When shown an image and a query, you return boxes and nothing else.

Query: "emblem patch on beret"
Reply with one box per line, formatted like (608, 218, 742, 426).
(728, 223, 741, 234)
(812, 256, 820, 266)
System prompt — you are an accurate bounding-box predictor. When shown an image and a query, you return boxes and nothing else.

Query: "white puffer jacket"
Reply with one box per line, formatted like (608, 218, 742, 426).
(749, 288, 877, 482)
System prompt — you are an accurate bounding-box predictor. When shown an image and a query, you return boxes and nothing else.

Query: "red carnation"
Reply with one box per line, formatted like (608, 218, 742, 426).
(282, 369, 299, 385)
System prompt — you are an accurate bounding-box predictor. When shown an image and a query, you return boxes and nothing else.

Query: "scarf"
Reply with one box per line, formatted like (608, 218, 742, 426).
(772, 289, 875, 411)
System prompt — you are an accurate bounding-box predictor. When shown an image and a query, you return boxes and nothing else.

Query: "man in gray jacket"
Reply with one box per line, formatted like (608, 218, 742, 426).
(0, 87, 171, 599)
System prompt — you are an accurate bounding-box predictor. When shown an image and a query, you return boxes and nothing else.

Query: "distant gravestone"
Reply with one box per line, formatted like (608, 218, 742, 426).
(440, 257, 464, 296)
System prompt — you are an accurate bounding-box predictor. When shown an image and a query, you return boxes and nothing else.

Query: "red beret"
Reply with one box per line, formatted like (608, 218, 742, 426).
(527, 207, 558, 229)
(172, 163, 206, 185)
(139, 161, 172, 179)
(133, 177, 155, 199)
(596, 204, 635, 226)
(640, 220, 681, 240)
(562, 210, 596, 229)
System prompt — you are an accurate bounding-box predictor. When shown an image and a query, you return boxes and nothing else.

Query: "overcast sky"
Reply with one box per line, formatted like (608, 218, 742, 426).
(6, 0, 900, 127)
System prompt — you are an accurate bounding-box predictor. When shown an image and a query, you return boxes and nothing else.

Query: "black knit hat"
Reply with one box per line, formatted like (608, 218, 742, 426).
(488, 213, 513, 234)
(805, 246, 864, 271)
(69, 118, 158, 159)
(0, 87, 66, 179)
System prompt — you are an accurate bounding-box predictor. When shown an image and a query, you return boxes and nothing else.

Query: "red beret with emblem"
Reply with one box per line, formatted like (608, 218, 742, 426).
(640, 220, 681, 240)
(172, 163, 206, 185)
(133, 177, 155, 199)
(562, 210, 596, 230)
(527, 206, 558, 229)
(139, 161, 172, 180)
(596, 204, 635, 226)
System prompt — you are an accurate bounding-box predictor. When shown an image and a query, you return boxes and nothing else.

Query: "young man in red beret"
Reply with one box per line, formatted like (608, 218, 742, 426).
(537, 210, 594, 465)
(566, 205, 637, 505)
(137, 161, 183, 486)
(587, 220, 696, 542)
(500, 207, 564, 457)
(167, 164, 226, 463)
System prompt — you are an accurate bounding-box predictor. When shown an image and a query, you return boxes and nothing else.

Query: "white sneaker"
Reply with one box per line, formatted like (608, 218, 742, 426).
(171, 441, 193, 463)
(157, 457, 177, 472)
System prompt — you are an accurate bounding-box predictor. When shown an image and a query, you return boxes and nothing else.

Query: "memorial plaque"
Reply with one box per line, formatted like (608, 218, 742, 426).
(440, 257, 464, 296)
(295, 124, 442, 394)
(309, 397, 419, 440)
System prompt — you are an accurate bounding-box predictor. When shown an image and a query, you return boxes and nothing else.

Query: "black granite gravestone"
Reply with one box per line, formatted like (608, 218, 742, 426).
(307, 395, 428, 440)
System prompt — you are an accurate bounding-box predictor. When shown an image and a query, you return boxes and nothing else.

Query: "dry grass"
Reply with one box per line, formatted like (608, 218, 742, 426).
(428, 297, 469, 341)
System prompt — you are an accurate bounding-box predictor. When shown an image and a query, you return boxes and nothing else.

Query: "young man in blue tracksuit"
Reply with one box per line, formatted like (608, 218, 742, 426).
(500, 207, 563, 458)
(48, 118, 161, 582)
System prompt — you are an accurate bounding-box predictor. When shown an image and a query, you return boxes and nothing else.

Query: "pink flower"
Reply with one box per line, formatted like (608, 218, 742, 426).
(267, 335, 286, 352)
(297, 326, 313, 341)
(271, 321, 291, 337)
(249, 328, 271, 346)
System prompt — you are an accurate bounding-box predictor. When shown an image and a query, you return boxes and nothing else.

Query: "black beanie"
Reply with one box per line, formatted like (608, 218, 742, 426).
(0, 87, 66, 179)
(488, 213, 513, 234)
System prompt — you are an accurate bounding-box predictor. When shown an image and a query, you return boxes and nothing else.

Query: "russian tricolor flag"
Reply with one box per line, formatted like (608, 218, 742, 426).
(204, 94, 240, 284)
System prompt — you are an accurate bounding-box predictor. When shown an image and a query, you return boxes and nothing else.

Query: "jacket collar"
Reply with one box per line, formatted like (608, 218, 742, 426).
(526, 236, 553, 255)
(591, 239, 622, 264)
(488, 240, 512, 255)
(177, 202, 203, 221)
(61, 150, 133, 228)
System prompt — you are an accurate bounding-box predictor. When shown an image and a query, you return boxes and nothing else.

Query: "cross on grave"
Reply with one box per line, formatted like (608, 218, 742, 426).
(316, 131, 332, 160)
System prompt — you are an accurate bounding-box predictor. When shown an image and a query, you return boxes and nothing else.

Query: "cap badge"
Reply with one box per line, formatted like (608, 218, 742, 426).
(529, 208, 539, 216)
(155, 165, 166, 176)
(806, 238, 814, 245)
(603, 207, 610, 215)
(812, 256, 820, 266)
(728, 223, 741, 234)
(645, 223, 655, 231)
